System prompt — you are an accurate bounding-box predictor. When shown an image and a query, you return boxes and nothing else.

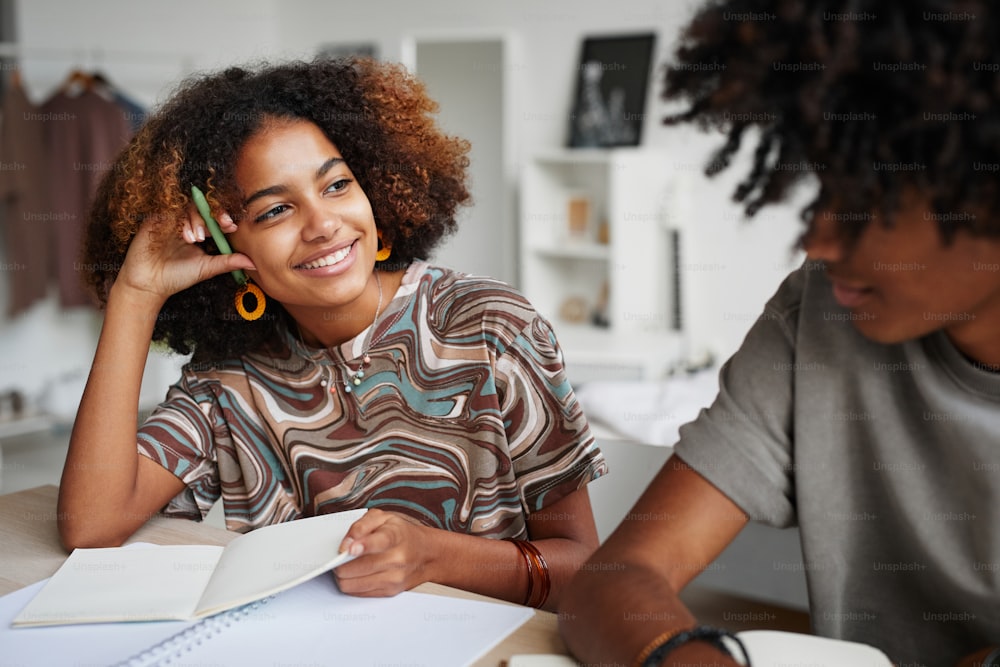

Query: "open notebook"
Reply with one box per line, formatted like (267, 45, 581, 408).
(13, 508, 367, 626)
(3, 568, 534, 667)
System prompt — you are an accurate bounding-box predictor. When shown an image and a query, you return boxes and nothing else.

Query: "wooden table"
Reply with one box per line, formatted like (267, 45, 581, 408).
(0, 485, 567, 666)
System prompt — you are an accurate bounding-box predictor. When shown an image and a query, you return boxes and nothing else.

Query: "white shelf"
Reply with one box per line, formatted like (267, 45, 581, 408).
(519, 148, 684, 383)
(0, 413, 55, 440)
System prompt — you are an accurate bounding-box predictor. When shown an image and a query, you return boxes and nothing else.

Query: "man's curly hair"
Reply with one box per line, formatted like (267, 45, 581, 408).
(82, 57, 470, 360)
(663, 0, 1000, 245)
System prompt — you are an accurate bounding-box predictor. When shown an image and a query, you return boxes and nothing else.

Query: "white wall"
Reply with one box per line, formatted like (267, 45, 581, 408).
(15, 0, 279, 106)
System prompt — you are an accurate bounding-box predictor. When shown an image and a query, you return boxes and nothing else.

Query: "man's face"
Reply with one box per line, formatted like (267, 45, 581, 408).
(803, 194, 1000, 365)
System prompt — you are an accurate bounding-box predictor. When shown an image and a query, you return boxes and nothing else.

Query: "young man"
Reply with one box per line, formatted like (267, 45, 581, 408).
(560, 2, 1000, 666)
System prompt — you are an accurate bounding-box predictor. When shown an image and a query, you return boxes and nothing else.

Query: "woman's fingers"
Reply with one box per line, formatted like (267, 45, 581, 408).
(333, 512, 435, 599)
(218, 212, 238, 233)
(202, 252, 257, 280)
(333, 569, 406, 597)
(182, 204, 205, 243)
(181, 213, 205, 244)
(340, 509, 392, 556)
(333, 541, 414, 597)
(182, 206, 237, 245)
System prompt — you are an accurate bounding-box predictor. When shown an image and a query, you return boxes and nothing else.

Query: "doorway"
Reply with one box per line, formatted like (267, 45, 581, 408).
(403, 34, 517, 286)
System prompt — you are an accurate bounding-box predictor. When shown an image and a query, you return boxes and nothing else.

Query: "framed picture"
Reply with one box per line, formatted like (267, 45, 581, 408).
(568, 33, 657, 148)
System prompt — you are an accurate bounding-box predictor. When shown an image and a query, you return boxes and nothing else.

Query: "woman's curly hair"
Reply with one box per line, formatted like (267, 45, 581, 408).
(662, 0, 1000, 245)
(83, 57, 470, 360)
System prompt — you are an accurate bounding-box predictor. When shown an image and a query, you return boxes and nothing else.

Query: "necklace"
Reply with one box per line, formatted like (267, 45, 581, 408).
(316, 271, 383, 395)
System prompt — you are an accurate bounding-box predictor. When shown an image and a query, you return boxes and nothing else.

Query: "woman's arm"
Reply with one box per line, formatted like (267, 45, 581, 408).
(558, 455, 747, 666)
(57, 279, 187, 550)
(58, 215, 254, 550)
(333, 485, 599, 611)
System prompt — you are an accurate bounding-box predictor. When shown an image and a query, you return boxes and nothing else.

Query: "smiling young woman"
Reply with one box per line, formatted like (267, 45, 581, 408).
(59, 58, 607, 612)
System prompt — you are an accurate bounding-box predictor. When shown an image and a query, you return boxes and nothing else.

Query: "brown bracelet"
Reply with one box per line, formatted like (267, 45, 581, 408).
(506, 539, 551, 608)
(509, 539, 534, 606)
(518, 539, 551, 608)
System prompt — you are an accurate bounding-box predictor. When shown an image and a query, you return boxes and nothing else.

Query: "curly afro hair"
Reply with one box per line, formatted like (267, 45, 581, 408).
(662, 0, 1000, 245)
(82, 57, 470, 360)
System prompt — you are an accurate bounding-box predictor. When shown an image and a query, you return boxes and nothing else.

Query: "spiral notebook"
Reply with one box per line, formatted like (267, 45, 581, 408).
(2, 567, 535, 666)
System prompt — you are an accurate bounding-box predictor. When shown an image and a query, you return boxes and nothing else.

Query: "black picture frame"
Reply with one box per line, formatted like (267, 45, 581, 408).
(568, 33, 657, 148)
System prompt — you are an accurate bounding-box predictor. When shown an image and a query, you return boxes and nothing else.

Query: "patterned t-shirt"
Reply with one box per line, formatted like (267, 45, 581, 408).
(138, 262, 607, 538)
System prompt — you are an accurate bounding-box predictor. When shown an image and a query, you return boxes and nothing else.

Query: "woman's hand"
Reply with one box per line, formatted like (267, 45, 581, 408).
(333, 509, 438, 597)
(115, 208, 254, 304)
(333, 489, 599, 608)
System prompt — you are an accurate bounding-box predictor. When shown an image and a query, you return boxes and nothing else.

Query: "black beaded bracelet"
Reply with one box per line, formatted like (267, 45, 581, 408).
(640, 625, 752, 667)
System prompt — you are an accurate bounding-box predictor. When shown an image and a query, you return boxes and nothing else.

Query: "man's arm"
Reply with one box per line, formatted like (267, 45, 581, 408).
(559, 455, 748, 666)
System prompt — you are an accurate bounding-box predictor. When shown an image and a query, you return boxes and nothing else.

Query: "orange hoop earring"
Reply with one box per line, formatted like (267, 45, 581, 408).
(235, 282, 266, 321)
(375, 232, 392, 262)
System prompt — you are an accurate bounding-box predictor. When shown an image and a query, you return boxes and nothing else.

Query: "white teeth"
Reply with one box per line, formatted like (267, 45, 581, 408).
(299, 244, 352, 269)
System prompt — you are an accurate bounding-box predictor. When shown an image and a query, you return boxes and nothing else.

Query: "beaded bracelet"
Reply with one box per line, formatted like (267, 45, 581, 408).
(637, 625, 752, 667)
(633, 627, 685, 667)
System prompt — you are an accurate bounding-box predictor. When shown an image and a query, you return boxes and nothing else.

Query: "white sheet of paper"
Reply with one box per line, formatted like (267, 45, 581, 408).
(2, 564, 534, 667)
(173, 574, 535, 667)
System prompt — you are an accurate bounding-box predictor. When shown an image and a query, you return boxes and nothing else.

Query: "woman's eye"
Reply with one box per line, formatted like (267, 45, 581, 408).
(255, 204, 288, 223)
(326, 178, 352, 194)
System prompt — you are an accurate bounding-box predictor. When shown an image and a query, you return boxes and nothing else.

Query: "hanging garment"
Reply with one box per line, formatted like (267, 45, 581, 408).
(40, 84, 131, 309)
(93, 71, 148, 133)
(112, 88, 147, 133)
(0, 74, 51, 317)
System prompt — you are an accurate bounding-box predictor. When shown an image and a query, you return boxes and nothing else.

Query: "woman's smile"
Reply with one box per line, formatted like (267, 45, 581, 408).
(295, 240, 357, 273)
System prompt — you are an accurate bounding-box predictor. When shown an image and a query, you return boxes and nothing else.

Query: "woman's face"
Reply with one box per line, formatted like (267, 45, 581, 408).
(228, 118, 380, 327)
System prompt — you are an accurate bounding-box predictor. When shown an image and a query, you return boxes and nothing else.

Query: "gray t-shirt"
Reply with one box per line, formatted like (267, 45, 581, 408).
(675, 263, 1000, 667)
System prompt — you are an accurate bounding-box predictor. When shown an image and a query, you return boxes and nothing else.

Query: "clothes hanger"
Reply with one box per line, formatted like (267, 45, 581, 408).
(59, 68, 95, 95)
(90, 70, 116, 95)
